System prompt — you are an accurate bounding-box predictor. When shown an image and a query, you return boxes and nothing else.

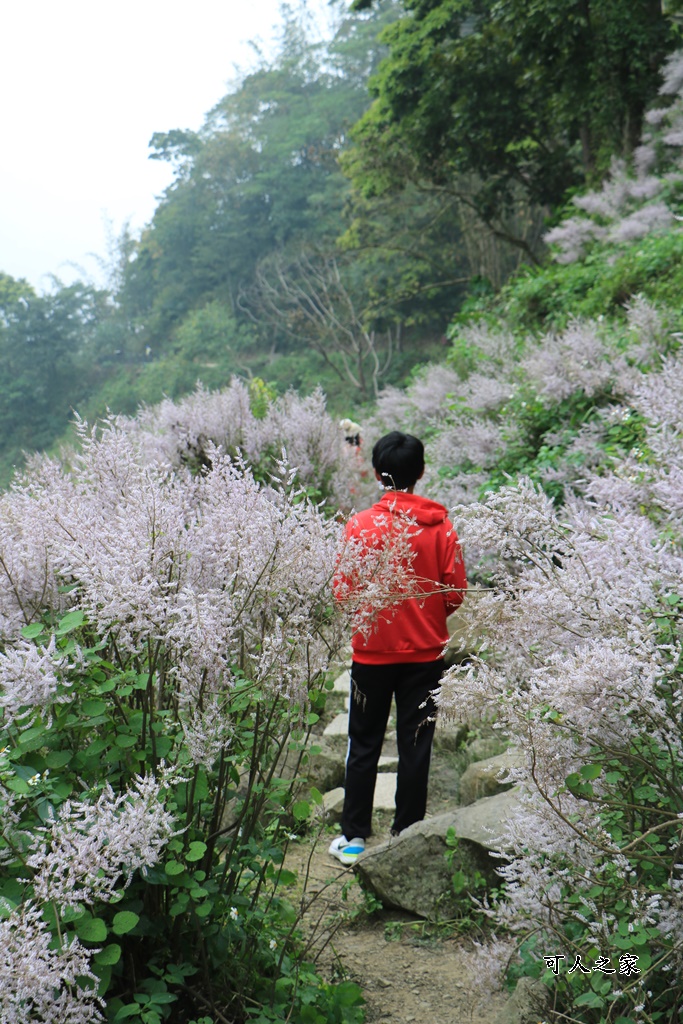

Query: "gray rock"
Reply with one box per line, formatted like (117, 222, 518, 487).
(331, 669, 351, 693)
(466, 735, 509, 762)
(493, 977, 550, 1024)
(458, 748, 522, 806)
(445, 588, 481, 665)
(373, 772, 397, 810)
(303, 738, 346, 793)
(321, 787, 345, 823)
(355, 789, 519, 918)
(433, 719, 469, 752)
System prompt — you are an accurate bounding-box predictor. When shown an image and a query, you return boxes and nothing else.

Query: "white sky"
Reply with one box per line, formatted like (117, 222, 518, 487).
(1, 0, 334, 292)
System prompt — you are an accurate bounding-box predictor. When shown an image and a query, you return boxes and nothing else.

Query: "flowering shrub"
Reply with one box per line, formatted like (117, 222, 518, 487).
(544, 49, 683, 265)
(348, 58, 683, 1019)
(435, 434, 683, 1019)
(404, 74, 683, 1018)
(0, 416, 370, 1023)
(119, 378, 363, 510)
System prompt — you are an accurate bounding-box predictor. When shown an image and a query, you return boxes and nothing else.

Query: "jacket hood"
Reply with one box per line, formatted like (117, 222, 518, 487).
(377, 490, 448, 526)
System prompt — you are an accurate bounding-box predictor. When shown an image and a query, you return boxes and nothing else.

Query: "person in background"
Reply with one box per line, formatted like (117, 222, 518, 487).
(339, 417, 362, 447)
(330, 431, 467, 866)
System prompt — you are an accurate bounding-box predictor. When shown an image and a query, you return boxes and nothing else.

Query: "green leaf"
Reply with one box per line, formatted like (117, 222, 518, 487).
(575, 991, 606, 1008)
(85, 738, 107, 756)
(18, 723, 47, 746)
(55, 610, 85, 634)
(112, 911, 140, 935)
(6, 777, 30, 794)
(76, 917, 108, 943)
(0, 897, 19, 919)
(96, 964, 112, 996)
(114, 1004, 142, 1021)
(579, 763, 601, 780)
(186, 841, 207, 862)
(114, 733, 138, 749)
(335, 981, 364, 1007)
(82, 699, 108, 718)
(165, 860, 185, 877)
(45, 750, 72, 769)
(293, 800, 311, 821)
(94, 678, 117, 693)
(94, 943, 122, 965)
(146, 993, 176, 1005)
(452, 869, 467, 894)
(155, 737, 174, 757)
(21, 622, 45, 639)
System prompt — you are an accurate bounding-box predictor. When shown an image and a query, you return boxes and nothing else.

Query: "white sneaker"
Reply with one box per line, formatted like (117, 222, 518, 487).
(328, 835, 365, 866)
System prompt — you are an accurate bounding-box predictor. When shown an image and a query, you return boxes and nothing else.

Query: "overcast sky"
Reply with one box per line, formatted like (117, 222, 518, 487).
(1, 0, 333, 292)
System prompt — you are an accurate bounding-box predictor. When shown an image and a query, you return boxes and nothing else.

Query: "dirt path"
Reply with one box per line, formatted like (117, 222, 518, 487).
(286, 834, 507, 1024)
(280, 661, 514, 1024)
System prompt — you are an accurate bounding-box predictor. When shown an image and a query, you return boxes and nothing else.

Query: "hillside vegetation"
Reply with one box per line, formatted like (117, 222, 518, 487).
(5, 0, 679, 487)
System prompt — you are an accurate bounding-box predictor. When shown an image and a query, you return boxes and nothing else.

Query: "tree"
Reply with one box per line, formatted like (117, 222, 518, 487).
(0, 274, 112, 481)
(346, 0, 680, 237)
(119, 4, 400, 349)
(243, 251, 396, 399)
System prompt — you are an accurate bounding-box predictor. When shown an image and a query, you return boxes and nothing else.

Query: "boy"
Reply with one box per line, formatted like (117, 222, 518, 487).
(330, 431, 466, 866)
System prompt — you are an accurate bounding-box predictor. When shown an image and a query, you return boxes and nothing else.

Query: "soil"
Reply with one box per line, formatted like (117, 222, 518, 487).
(285, 742, 510, 1024)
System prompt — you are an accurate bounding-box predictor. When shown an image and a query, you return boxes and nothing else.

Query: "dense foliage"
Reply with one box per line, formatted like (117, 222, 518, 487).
(360, 54, 683, 1022)
(346, 0, 679, 226)
(0, 389, 385, 1023)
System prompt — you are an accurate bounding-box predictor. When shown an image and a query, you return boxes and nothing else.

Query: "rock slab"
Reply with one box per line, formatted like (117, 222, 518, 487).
(458, 747, 522, 806)
(355, 788, 519, 918)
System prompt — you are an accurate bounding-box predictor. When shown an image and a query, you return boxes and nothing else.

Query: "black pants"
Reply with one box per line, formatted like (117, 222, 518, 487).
(341, 659, 444, 840)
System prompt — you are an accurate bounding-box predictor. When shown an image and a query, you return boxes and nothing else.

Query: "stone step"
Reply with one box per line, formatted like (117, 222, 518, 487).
(323, 713, 349, 738)
(331, 669, 351, 693)
(323, 711, 398, 739)
(372, 772, 397, 809)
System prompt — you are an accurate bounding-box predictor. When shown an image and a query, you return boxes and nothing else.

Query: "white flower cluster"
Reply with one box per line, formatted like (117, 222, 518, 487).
(521, 319, 627, 403)
(119, 378, 360, 509)
(26, 774, 178, 911)
(0, 903, 100, 1024)
(433, 344, 683, 966)
(0, 773, 176, 1024)
(0, 385, 389, 1018)
(0, 419, 354, 731)
(0, 637, 67, 726)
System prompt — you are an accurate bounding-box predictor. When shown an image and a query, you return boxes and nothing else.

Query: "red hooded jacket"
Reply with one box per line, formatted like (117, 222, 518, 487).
(337, 491, 466, 665)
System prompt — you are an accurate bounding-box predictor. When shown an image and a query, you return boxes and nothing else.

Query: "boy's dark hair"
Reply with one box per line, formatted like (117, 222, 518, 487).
(372, 431, 424, 490)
